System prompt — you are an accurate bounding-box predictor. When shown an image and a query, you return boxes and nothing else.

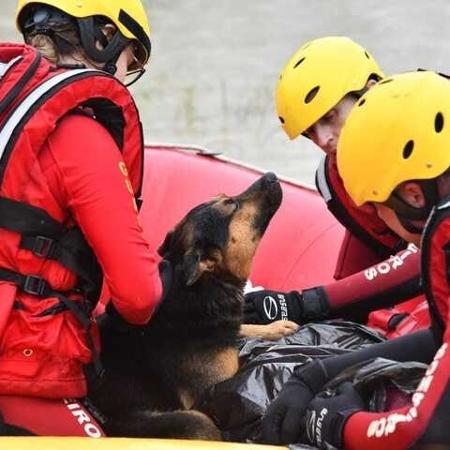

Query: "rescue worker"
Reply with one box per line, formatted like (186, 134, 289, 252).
(262, 71, 450, 448)
(244, 36, 429, 337)
(0, 0, 166, 436)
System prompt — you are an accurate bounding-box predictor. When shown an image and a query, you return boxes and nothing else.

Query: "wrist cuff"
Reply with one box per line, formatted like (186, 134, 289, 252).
(294, 359, 329, 394)
(301, 287, 330, 320)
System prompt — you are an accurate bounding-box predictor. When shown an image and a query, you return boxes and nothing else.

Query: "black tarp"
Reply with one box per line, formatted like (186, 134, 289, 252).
(197, 320, 426, 446)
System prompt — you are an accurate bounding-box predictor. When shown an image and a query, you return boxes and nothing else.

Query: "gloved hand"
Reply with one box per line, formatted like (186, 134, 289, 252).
(244, 287, 330, 325)
(260, 360, 329, 444)
(303, 382, 364, 449)
(244, 289, 302, 324)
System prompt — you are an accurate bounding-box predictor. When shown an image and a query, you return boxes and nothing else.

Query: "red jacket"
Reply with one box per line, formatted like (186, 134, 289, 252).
(343, 198, 450, 449)
(0, 44, 162, 398)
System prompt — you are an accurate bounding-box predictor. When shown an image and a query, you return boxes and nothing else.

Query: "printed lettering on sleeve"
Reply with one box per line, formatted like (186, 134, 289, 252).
(366, 343, 448, 439)
(364, 243, 418, 281)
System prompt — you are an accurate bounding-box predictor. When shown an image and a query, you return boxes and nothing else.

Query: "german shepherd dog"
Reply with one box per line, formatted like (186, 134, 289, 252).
(90, 172, 283, 439)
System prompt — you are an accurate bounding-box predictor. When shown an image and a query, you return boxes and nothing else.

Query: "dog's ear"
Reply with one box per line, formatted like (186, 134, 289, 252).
(183, 248, 221, 286)
(158, 230, 174, 257)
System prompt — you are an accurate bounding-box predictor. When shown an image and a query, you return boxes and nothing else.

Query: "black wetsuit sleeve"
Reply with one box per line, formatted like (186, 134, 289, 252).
(321, 328, 437, 381)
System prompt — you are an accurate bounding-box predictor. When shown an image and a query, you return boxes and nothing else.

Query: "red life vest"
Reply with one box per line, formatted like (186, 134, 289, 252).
(0, 43, 144, 398)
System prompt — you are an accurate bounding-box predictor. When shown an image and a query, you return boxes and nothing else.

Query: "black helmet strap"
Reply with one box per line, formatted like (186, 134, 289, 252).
(384, 178, 439, 234)
(78, 17, 130, 74)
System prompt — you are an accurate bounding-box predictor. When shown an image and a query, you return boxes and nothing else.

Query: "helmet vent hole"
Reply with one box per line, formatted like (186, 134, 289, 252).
(435, 112, 444, 133)
(379, 78, 393, 85)
(304, 86, 320, 104)
(357, 98, 366, 107)
(279, 116, 285, 124)
(293, 57, 306, 69)
(364, 51, 370, 59)
(402, 140, 414, 159)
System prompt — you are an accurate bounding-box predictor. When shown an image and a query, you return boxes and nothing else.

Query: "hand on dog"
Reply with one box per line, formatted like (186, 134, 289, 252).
(240, 321, 299, 341)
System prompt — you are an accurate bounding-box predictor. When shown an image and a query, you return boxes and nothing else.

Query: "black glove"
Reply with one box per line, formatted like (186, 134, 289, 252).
(260, 360, 329, 444)
(303, 382, 364, 449)
(244, 289, 302, 324)
(244, 287, 330, 324)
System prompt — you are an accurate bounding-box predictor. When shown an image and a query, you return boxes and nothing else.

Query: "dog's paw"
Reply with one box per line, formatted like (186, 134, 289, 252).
(258, 320, 299, 341)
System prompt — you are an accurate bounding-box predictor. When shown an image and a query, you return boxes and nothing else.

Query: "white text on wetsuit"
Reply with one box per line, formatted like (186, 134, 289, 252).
(364, 243, 419, 281)
(366, 342, 448, 438)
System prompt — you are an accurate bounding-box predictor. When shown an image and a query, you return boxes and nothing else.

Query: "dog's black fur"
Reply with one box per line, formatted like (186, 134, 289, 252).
(90, 173, 282, 439)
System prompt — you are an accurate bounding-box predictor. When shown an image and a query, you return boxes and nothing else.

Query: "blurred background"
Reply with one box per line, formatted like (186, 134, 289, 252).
(2, 1, 450, 186)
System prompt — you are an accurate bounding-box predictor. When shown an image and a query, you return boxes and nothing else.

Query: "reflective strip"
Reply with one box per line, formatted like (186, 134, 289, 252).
(0, 68, 100, 161)
(316, 155, 332, 202)
(0, 56, 23, 78)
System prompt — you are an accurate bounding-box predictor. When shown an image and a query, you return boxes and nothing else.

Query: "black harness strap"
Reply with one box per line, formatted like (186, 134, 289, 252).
(0, 197, 101, 299)
(0, 196, 64, 236)
(0, 197, 103, 375)
(20, 227, 101, 296)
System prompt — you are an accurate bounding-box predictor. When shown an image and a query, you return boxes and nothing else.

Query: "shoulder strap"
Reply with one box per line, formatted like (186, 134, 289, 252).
(0, 44, 43, 116)
(0, 67, 101, 183)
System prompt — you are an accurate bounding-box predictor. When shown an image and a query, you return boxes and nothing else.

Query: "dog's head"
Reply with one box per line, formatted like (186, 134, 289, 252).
(158, 172, 282, 287)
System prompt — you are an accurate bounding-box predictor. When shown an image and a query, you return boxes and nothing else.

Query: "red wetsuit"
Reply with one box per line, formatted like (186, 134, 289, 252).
(0, 396, 105, 436)
(314, 155, 428, 335)
(343, 198, 450, 448)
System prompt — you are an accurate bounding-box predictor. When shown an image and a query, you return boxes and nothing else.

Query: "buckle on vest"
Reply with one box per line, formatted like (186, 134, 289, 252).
(23, 275, 49, 297)
(33, 236, 55, 258)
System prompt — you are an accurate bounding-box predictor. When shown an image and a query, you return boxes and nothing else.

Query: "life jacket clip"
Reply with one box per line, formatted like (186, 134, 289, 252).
(23, 274, 50, 297)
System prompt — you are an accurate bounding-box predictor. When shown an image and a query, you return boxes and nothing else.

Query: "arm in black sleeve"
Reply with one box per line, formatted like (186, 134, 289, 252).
(321, 328, 437, 381)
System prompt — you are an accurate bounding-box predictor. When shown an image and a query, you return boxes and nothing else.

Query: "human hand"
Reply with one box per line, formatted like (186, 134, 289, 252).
(303, 382, 364, 449)
(260, 360, 329, 444)
(244, 289, 303, 324)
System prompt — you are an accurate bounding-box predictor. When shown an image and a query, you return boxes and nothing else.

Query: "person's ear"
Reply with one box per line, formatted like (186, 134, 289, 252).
(397, 181, 426, 208)
(95, 24, 117, 50)
(365, 78, 378, 90)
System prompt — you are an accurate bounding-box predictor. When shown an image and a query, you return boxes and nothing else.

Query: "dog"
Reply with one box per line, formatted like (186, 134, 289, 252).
(90, 172, 283, 439)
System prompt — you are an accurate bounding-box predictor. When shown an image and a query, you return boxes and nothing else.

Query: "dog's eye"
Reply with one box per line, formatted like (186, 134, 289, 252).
(224, 198, 239, 211)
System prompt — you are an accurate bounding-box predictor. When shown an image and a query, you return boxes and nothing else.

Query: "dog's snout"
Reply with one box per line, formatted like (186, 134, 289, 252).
(263, 172, 278, 184)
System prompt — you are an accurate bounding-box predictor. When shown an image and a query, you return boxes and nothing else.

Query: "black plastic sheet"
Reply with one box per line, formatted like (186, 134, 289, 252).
(197, 320, 425, 445)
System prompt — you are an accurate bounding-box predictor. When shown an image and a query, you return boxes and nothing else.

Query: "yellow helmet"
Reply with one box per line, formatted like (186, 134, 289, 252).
(337, 71, 450, 209)
(276, 36, 384, 140)
(16, 0, 151, 67)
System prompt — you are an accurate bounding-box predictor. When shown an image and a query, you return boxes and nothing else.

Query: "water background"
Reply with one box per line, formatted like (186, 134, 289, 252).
(2, 1, 450, 186)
